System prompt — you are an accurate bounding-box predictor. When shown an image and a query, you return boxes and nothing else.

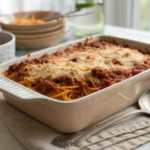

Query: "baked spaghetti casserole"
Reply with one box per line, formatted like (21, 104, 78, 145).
(3, 38, 150, 101)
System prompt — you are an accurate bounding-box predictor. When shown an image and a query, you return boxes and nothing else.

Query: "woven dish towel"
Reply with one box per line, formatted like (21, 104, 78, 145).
(0, 93, 150, 150)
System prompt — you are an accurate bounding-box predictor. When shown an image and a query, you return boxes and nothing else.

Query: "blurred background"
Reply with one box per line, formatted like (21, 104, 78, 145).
(0, 0, 149, 31)
(0, 0, 150, 56)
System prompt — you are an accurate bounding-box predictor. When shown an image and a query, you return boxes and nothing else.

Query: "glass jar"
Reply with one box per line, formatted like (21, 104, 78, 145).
(73, 0, 104, 38)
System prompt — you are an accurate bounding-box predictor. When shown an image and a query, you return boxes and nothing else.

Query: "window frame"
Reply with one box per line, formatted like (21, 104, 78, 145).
(104, 0, 132, 28)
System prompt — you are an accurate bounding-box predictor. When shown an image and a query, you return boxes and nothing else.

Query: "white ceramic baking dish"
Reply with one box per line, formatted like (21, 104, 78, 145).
(1, 35, 150, 133)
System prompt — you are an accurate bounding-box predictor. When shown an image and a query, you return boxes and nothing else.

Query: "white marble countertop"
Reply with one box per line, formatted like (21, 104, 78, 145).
(1, 25, 150, 150)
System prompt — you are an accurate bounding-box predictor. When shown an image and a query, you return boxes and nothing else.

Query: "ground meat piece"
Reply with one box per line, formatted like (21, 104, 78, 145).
(35, 79, 57, 94)
(91, 68, 108, 79)
(54, 76, 75, 85)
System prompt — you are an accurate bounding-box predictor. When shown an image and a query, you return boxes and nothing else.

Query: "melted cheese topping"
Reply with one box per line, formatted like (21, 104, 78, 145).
(4, 41, 150, 101)
(26, 45, 147, 80)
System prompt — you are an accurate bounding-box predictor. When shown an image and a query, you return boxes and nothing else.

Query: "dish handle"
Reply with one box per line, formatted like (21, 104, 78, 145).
(0, 75, 47, 101)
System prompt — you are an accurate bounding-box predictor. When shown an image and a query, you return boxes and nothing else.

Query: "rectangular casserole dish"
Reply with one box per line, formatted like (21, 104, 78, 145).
(1, 35, 150, 133)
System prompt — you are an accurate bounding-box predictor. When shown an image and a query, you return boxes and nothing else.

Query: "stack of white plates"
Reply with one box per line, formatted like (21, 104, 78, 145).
(0, 11, 65, 49)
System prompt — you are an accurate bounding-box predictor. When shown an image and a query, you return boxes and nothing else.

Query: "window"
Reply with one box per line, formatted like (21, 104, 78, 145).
(139, 0, 149, 31)
(0, 0, 75, 13)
